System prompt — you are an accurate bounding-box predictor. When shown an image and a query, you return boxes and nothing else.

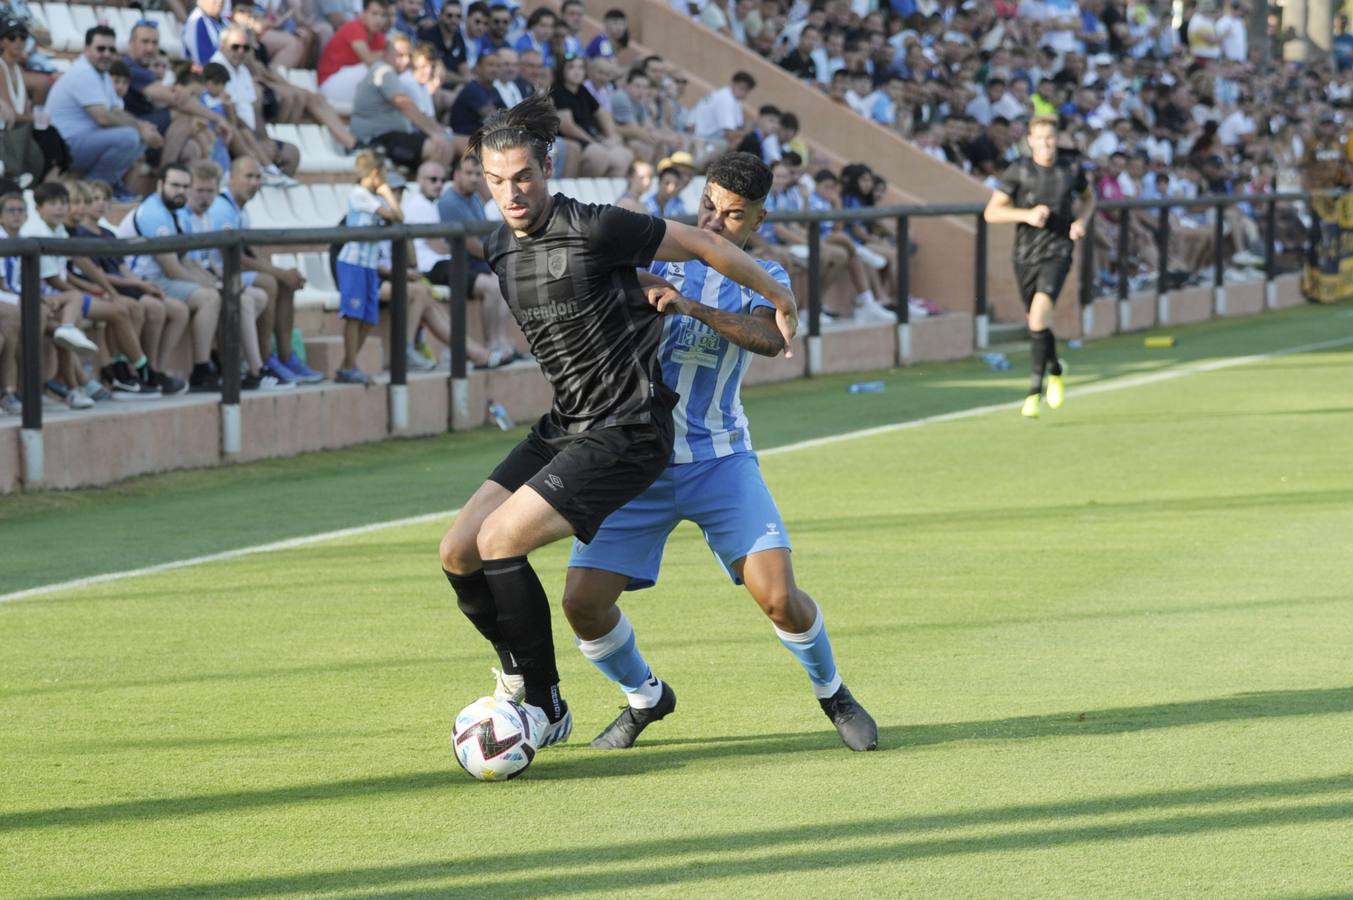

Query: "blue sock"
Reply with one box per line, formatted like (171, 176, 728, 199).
(577, 612, 663, 709)
(774, 605, 843, 699)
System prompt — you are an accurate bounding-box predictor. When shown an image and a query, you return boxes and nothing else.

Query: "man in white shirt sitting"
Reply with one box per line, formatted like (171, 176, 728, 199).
(402, 159, 516, 365)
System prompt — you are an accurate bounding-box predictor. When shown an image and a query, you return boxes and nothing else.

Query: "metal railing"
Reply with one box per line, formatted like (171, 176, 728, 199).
(766, 188, 1307, 351)
(0, 188, 1310, 484)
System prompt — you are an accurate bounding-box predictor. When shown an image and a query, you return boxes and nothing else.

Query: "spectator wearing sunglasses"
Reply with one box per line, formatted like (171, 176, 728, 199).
(211, 25, 301, 184)
(480, 2, 516, 54)
(46, 26, 161, 192)
(416, 0, 470, 88)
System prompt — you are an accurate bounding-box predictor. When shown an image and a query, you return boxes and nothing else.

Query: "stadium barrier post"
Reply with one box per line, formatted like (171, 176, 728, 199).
(895, 214, 910, 365)
(1078, 211, 1095, 336)
(19, 252, 43, 486)
(1117, 207, 1130, 331)
(1155, 204, 1171, 325)
(447, 235, 470, 430)
(1213, 201, 1226, 315)
(806, 219, 822, 376)
(1264, 197, 1278, 309)
(388, 237, 409, 433)
(974, 213, 988, 349)
(220, 239, 243, 456)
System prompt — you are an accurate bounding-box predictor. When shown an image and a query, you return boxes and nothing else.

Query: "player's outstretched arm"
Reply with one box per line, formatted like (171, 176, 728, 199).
(653, 220, 798, 349)
(644, 283, 785, 357)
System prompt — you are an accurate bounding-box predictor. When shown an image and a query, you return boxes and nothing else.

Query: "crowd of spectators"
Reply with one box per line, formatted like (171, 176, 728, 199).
(688, 0, 1338, 286)
(0, 0, 1341, 417)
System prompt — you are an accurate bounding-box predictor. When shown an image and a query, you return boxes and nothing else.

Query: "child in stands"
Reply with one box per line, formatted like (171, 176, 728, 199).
(335, 151, 402, 384)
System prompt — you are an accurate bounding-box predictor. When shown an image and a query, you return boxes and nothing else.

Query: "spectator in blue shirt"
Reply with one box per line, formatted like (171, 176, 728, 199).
(182, 0, 226, 64)
(46, 26, 161, 190)
(585, 8, 628, 59)
(513, 7, 556, 69)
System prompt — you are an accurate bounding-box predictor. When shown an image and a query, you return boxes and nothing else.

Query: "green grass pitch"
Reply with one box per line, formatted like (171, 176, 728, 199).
(3, 304, 1353, 897)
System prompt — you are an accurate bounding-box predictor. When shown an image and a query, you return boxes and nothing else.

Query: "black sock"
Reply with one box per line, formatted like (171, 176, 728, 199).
(1043, 330, 1061, 376)
(481, 556, 562, 719)
(443, 568, 518, 675)
(1029, 328, 1050, 395)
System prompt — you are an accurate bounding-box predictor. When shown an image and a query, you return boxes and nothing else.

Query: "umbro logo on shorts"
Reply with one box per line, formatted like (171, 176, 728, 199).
(546, 474, 564, 491)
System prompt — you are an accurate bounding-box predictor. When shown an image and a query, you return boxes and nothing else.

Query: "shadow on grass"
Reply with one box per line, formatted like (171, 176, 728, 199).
(8, 687, 1353, 835)
(39, 772, 1353, 899)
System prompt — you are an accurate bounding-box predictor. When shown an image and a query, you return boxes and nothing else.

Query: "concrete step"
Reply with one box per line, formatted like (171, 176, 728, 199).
(303, 334, 386, 378)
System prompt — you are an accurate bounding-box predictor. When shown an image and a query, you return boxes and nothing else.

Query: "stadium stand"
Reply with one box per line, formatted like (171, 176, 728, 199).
(0, 0, 1322, 492)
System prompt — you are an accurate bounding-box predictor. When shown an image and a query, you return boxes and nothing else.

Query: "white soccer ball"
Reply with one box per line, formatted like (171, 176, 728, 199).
(452, 696, 536, 781)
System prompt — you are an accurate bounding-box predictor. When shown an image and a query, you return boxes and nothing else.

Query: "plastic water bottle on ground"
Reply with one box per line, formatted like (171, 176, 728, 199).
(488, 400, 514, 430)
(847, 381, 886, 394)
(979, 352, 1012, 371)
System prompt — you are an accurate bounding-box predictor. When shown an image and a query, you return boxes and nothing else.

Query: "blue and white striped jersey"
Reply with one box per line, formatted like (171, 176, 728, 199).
(337, 186, 389, 270)
(650, 257, 786, 463)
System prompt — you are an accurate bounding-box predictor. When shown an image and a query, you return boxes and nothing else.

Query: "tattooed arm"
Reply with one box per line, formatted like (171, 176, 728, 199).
(643, 283, 786, 357)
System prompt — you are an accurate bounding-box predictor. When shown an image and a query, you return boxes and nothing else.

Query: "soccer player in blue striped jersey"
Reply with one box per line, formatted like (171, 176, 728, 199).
(563, 152, 878, 752)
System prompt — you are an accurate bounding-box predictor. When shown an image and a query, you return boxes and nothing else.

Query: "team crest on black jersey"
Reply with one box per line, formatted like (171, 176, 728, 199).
(547, 248, 568, 279)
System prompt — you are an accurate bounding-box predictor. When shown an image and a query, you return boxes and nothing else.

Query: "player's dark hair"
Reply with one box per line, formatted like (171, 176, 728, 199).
(33, 182, 69, 206)
(468, 92, 560, 168)
(705, 152, 773, 204)
(108, 59, 131, 80)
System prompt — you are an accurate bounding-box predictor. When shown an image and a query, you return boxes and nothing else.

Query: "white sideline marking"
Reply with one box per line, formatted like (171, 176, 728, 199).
(5, 334, 1352, 605)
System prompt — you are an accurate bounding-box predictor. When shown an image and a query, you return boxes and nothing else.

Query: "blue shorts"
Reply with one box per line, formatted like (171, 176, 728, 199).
(336, 260, 380, 324)
(568, 452, 790, 591)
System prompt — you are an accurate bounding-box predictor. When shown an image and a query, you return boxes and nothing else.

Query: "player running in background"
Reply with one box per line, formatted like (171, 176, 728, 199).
(562, 151, 877, 752)
(983, 115, 1094, 418)
(437, 97, 799, 753)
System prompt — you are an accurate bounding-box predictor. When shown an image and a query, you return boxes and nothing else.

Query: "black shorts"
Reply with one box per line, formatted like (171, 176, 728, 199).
(1014, 255, 1074, 309)
(488, 414, 675, 544)
(370, 130, 426, 169)
(428, 257, 494, 295)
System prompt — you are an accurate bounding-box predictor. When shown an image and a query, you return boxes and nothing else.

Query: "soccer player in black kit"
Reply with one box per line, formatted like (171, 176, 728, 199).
(437, 94, 799, 752)
(984, 115, 1095, 418)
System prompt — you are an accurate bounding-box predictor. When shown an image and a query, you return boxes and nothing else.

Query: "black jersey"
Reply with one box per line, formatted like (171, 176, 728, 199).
(996, 157, 1088, 264)
(484, 194, 675, 433)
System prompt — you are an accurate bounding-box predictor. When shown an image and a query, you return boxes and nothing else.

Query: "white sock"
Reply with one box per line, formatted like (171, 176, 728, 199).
(855, 290, 876, 308)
